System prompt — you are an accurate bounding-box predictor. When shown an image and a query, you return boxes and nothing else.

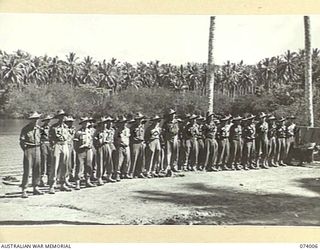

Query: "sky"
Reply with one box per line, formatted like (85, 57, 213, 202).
(0, 14, 320, 65)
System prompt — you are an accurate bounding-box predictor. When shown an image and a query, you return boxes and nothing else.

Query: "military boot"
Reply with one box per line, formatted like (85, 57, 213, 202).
(97, 178, 104, 186)
(21, 189, 28, 198)
(86, 178, 96, 187)
(33, 186, 44, 195)
(75, 180, 81, 190)
(61, 183, 72, 192)
(106, 174, 116, 183)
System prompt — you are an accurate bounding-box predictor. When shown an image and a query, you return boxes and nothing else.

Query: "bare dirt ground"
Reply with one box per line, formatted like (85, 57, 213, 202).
(0, 164, 319, 225)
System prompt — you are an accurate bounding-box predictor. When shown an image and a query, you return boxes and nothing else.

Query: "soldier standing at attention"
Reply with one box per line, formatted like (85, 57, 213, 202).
(64, 116, 76, 186)
(196, 115, 206, 170)
(114, 116, 131, 181)
(183, 114, 200, 171)
(242, 114, 256, 170)
(162, 109, 180, 176)
(216, 115, 231, 170)
(267, 115, 278, 167)
(39, 114, 53, 187)
(286, 115, 299, 165)
(202, 114, 219, 172)
(276, 117, 287, 167)
(228, 115, 243, 170)
(129, 112, 146, 178)
(20, 111, 43, 198)
(49, 110, 71, 194)
(145, 115, 162, 178)
(255, 112, 269, 169)
(74, 117, 95, 190)
(94, 116, 116, 185)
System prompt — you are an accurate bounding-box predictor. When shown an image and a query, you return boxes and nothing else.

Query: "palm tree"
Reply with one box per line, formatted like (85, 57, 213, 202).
(304, 16, 314, 127)
(207, 16, 215, 114)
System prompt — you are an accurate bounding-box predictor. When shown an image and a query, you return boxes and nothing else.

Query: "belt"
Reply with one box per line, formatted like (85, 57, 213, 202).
(55, 141, 68, 145)
(25, 144, 41, 148)
(41, 141, 50, 144)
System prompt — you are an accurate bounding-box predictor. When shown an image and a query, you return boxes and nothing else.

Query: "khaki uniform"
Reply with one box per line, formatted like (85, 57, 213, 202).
(276, 125, 287, 164)
(229, 123, 243, 168)
(145, 125, 161, 175)
(197, 124, 205, 169)
(130, 123, 145, 176)
(115, 126, 131, 176)
(268, 123, 277, 165)
(49, 122, 70, 186)
(183, 122, 199, 169)
(94, 127, 115, 179)
(162, 119, 179, 171)
(255, 121, 269, 166)
(217, 123, 231, 168)
(20, 124, 41, 189)
(202, 122, 218, 170)
(74, 127, 94, 181)
(242, 123, 256, 169)
(40, 124, 51, 180)
(66, 126, 76, 180)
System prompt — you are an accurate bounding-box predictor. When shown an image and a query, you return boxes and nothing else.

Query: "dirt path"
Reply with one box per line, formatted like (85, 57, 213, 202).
(0, 165, 319, 225)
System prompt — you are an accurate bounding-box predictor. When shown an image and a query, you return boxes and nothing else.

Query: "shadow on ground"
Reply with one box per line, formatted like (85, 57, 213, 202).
(135, 180, 320, 226)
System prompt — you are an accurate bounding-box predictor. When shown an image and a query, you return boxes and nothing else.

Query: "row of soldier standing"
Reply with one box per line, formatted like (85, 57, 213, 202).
(19, 108, 298, 198)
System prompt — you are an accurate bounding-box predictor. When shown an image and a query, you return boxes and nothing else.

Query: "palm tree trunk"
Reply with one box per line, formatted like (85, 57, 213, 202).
(207, 16, 215, 114)
(304, 16, 314, 127)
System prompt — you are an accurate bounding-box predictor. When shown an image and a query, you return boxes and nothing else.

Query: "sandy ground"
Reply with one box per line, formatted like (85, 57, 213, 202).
(0, 164, 319, 225)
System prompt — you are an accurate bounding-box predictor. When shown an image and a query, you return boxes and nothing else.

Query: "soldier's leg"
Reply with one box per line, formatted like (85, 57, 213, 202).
(204, 139, 212, 170)
(135, 143, 146, 177)
(217, 140, 226, 168)
(40, 144, 47, 186)
(172, 138, 179, 171)
(165, 140, 172, 170)
(236, 140, 243, 169)
(96, 146, 104, 182)
(21, 148, 32, 197)
(48, 145, 61, 189)
(183, 139, 192, 170)
(146, 142, 155, 176)
(74, 150, 85, 190)
(190, 139, 199, 170)
(153, 142, 161, 175)
(212, 139, 219, 170)
(229, 140, 236, 168)
(130, 143, 139, 177)
(115, 147, 124, 180)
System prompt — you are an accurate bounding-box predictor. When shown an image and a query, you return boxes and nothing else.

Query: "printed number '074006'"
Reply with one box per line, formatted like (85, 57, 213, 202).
(300, 244, 318, 248)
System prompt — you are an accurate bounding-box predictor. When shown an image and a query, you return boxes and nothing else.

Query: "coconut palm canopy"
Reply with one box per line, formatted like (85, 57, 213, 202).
(1, 49, 320, 97)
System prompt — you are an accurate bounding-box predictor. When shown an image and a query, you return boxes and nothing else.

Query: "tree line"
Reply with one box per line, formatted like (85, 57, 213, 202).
(1, 49, 320, 97)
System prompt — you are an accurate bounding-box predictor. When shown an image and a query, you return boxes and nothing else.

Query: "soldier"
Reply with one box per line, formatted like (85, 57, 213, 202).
(242, 114, 256, 170)
(216, 115, 232, 170)
(229, 115, 243, 170)
(267, 115, 278, 167)
(49, 110, 71, 193)
(202, 114, 219, 172)
(64, 116, 76, 185)
(74, 117, 95, 190)
(286, 115, 299, 165)
(19, 111, 43, 198)
(89, 118, 98, 182)
(276, 117, 287, 166)
(94, 116, 116, 185)
(179, 113, 190, 171)
(129, 112, 146, 178)
(162, 109, 180, 176)
(145, 115, 162, 178)
(196, 115, 206, 170)
(39, 114, 53, 187)
(183, 114, 200, 171)
(255, 112, 269, 169)
(114, 116, 131, 181)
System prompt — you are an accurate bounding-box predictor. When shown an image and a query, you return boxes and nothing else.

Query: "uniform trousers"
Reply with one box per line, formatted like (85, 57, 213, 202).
(22, 146, 41, 189)
(242, 140, 255, 167)
(217, 138, 230, 166)
(40, 142, 51, 177)
(286, 136, 295, 163)
(66, 143, 75, 179)
(184, 138, 199, 168)
(197, 139, 205, 167)
(145, 139, 161, 174)
(164, 138, 179, 169)
(268, 137, 277, 162)
(276, 138, 287, 162)
(229, 139, 243, 166)
(75, 147, 93, 181)
(115, 145, 131, 174)
(49, 142, 69, 186)
(204, 138, 218, 168)
(256, 136, 269, 161)
(130, 142, 145, 176)
(96, 143, 115, 178)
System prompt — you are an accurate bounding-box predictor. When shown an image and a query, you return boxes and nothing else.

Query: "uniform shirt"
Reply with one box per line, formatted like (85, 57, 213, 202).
(197, 124, 205, 140)
(276, 125, 287, 138)
(67, 126, 76, 145)
(268, 123, 277, 139)
(95, 127, 115, 147)
(184, 123, 199, 140)
(287, 123, 298, 137)
(145, 125, 161, 142)
(256, 121, 269, 140)
(217, 124, 231, 140)
(130, 123, 145, 143)
(202, 123, 217, 139)
(242, 123, 256, 140)
(20, 123, 41, 148)
(229, 124, 242, 141)
(40, 125, 50, 142)
(115, 127, 131, 147)
(74, 127, 93, 149)
(162, 119, 179, 141)
(50, 122, 69, 144)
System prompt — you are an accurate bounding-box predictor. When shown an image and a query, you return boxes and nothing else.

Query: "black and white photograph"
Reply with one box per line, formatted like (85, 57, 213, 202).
(0, 13, 319, 227)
